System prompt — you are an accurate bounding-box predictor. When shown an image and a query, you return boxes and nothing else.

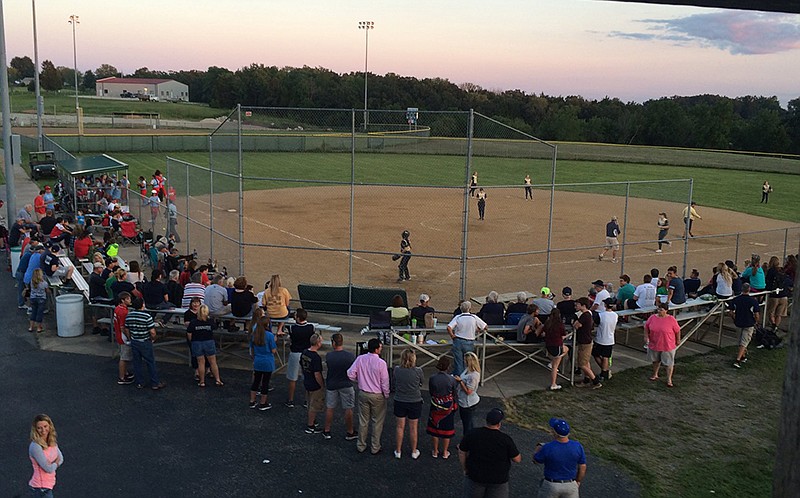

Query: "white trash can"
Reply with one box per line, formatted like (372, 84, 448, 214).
(56, 294, 85, 337)
(10, 246, 21, 275)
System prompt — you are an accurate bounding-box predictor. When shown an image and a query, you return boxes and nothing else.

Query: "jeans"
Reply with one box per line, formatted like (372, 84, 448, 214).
(459, 403, 476, 435)
(131, 339, 160, 386)
(30, 297, 47, 323)
(16, 273, 26, 307)
(451, 338, 475, 376)
(28, 486, 54, 498)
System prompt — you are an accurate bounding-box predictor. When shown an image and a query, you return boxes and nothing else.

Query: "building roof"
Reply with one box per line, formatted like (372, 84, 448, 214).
(96, 77, 176, 85)
(57, 154, 128, 176)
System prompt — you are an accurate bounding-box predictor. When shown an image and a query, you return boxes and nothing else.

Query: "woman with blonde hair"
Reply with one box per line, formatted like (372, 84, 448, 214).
(28, 414, 64, 496)
(187, 304, 223, 387)
(393, 349, 424, 459)
(715, 262, 735, 299)
(263, 274, 292, 335)
(28, 269, 49, 333)
(454, 351, 481, 434)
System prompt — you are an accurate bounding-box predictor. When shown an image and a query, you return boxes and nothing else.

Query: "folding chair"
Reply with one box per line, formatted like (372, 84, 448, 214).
(120, 220, 139, 245)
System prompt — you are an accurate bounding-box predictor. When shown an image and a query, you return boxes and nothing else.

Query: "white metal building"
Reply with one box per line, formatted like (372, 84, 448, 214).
(95, 77, 189, 101)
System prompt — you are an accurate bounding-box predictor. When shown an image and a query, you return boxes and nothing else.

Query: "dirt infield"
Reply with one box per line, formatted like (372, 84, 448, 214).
(178, 186, 798, 309)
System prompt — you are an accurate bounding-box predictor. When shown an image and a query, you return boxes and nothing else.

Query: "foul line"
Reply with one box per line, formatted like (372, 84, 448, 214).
(190, 200, 384, 268)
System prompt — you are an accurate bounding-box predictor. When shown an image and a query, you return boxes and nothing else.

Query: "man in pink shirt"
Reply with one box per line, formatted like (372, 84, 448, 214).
(644, 301, 681, 387)
(347, 338, 390, 454)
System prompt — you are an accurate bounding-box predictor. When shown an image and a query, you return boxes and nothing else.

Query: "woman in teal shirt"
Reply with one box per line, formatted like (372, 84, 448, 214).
(741, 254, 766, 292)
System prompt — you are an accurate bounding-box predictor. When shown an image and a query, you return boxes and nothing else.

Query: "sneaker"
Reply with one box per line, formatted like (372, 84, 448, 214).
(549, 384, 562, 391)
(258, 403, 272, 411)
(303, 401, 308, 409)
(345, 432, 358, 441)
(305, 425, 322, 434)
(322, 431, 332, 440)
(124, 373, 135, 380)
(394, 450, 401, 459)
(411, 449, 420, 460)
(285, 401, 295, 408)
(117, 377, 135, 385)
(17, 305, 27, 309)
(733, 361, 741, 369)
(249, 401, 257, 409)
(136, 384, 145, 389)
(598, 254, 604, 261)
(655, 249, 662, 253)
(546, 362, 552, 370)
(741, 357, 748, 364)
(151, 382, 167, 390)
(612, 258, 617, 263)
(268, 386, 275, 392)
(592, 382, 603, 390)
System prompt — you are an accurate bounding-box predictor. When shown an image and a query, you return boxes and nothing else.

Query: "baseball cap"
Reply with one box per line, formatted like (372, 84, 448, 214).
(549, 417, 570, 436)
(540, 287, 551, 296)
(562, 287, 572, 296)
(44, 186, 51, 190)
(93, 262, 103, 269)
(486, 408, 505, 425)
(419, 293, 430, 303)
(603, 297, 615, 306)
(592, 279, 605, 287)
(151, 189, 158, 193)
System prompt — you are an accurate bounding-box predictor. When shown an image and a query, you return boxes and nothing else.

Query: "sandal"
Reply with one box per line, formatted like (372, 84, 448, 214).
(198, 382, 206, 387)
(442, 451, 451, 459)
(431, 451, 438, 459)
(649, 376, 659, 381)
(215, 380, 224, 387)
(666, 382, 674, 388)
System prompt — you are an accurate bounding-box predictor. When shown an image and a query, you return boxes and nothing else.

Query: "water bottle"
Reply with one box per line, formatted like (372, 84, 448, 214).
(411, 318, 417, 328)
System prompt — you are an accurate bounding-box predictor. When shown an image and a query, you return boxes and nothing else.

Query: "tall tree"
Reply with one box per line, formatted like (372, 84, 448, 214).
(39, 60, 61, 91)
(10, 56, 34, 78)
(95, 64, 120, 78)
(82, 69, 96, 90)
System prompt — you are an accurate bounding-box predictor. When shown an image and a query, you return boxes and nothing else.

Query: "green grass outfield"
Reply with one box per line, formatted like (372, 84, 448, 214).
(111, 151, 800, 223)
(9, 89, 226, 121)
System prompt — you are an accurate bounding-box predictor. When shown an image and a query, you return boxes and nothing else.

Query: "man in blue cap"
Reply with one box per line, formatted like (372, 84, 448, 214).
(533, 418, 587, 497)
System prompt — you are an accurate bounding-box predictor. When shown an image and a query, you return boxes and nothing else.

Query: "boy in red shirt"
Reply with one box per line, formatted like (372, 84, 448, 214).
(114, 292, 135, 385)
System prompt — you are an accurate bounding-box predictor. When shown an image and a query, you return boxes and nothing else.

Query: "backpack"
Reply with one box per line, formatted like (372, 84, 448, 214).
(754, 325, 782, 350)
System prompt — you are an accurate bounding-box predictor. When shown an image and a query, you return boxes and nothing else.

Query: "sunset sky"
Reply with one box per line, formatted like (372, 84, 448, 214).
(4, 0, 799, 106)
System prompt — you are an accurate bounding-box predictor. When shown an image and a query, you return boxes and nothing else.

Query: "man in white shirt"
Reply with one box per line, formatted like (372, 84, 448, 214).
(591, 280, 610, 312)
(447, 301, 487, 376)
(593, 298, 618, 381)
(627, 275, 657, 310)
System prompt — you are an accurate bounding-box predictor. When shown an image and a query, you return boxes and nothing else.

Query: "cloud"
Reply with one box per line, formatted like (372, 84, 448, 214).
(610, 11, 800, 55)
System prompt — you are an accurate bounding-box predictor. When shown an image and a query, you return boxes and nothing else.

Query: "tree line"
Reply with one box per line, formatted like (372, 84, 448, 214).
(8, 56, 800, 154)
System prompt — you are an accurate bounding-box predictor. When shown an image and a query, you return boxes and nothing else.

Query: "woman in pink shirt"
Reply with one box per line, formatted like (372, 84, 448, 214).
(644, 302, 681, 387)
(28, 414, 64, 497)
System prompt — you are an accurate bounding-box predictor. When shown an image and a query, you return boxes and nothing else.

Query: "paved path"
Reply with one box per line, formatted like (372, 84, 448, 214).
(0, 272, 641, 498)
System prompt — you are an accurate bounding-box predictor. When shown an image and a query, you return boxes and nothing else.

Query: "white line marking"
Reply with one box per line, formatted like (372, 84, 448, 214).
(191, 198, 384, 268)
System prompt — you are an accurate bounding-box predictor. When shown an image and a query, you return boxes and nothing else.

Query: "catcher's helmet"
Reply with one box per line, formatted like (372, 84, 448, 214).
(402, 230, 410, 239)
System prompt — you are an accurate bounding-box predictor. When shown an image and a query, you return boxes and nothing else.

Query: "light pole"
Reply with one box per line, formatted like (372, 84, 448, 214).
(358, 21, 373, 132)
(68, 14, 79, 121)
(32, 0, 43, 150)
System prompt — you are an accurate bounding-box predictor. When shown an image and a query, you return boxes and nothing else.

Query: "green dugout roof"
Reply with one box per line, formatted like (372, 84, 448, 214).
(57, 154, 128, 176)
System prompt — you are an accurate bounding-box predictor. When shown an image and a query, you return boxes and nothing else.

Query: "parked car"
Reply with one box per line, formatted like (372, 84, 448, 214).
(29, 151, 57, 180)
(120, 91, 137, 99)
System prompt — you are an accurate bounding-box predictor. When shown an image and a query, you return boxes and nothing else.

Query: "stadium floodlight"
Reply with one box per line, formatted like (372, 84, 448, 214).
(68, 14, 79, 117)
(358, 20, 374, 131)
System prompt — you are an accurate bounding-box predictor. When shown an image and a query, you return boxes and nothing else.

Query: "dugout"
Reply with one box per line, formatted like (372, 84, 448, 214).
(56, 154, 129, 216)
(297, 283, 408, 316)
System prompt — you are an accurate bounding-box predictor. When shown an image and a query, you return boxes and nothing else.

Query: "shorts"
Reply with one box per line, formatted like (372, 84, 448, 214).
(767, 296, 788, 318)
(576, 343, 593, 367)
(605, 237, 619, 250)
(118, 343, 132, 361)
(326, 386, 356, 410)
(592, 343, 613, 359)
(306, 388, 325, 413)
(647, 348, 676, 366)
(286, 352, 303, 381)
(546, 345, 565, 358)
(393, 400, 423, 420)
(738, 327, 755, 348)
(190, 339, 216, 357)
